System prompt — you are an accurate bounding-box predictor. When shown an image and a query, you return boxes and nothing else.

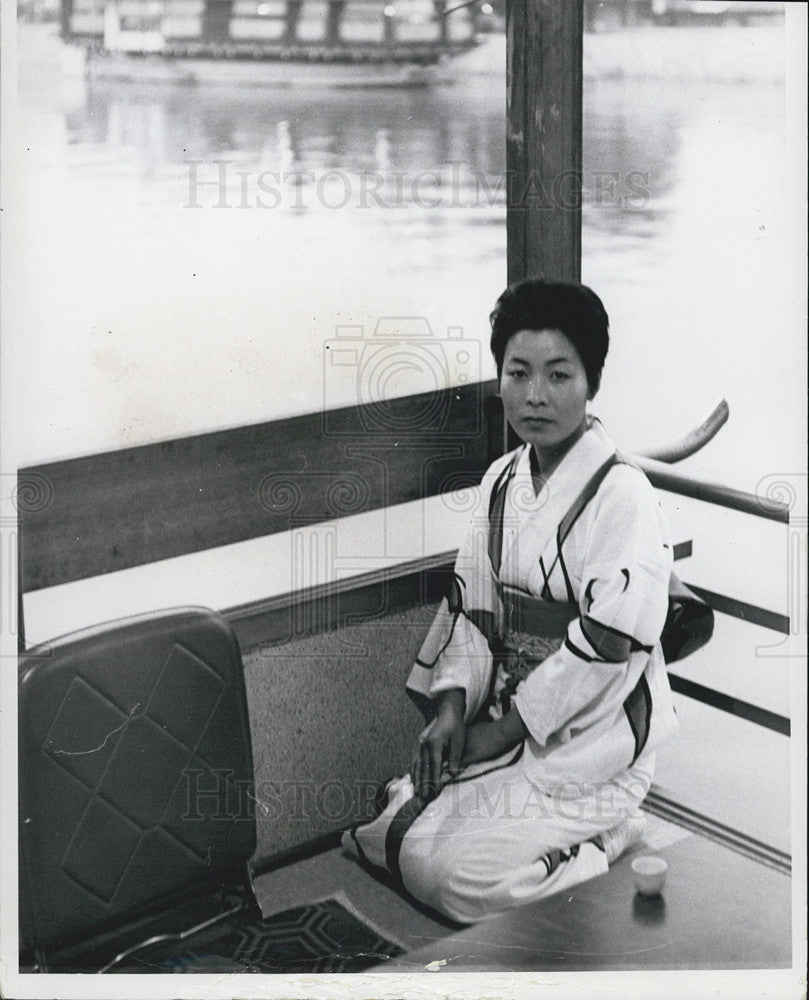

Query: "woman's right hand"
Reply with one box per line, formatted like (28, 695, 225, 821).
(411, 688, 466, 801)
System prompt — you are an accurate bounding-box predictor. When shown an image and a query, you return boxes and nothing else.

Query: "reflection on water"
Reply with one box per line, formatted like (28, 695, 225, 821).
(15, 22, 795, 493)
(62, 85, 507, 195)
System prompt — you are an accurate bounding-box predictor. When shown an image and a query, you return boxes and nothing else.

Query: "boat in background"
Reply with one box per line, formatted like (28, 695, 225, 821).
(60, 0, 483, 87)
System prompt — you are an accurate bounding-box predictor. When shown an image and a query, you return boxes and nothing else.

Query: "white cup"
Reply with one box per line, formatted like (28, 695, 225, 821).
(631, 855, 668, 896)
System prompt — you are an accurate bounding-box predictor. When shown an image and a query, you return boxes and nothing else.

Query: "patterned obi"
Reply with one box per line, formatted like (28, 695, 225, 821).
(495, 584, 579, 712)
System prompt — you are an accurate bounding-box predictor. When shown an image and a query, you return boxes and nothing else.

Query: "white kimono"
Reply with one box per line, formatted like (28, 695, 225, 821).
(345, 418, 678, 924)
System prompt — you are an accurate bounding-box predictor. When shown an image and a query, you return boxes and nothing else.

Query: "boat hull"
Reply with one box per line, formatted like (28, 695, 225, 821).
(79, 48, 461, 88)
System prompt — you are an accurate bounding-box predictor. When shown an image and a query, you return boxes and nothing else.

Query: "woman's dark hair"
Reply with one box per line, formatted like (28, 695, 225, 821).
(489, 279, 610, 395)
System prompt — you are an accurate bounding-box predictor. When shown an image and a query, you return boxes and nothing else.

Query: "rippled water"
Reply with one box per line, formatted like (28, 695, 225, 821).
(14, 21, 799, 495)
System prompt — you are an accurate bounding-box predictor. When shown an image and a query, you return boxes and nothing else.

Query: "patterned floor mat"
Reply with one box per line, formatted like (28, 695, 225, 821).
(146, 896, 404, 974)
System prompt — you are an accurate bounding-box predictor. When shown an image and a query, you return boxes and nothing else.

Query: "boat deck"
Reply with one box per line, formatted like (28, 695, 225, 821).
(251, 809, 697, 961)
(379, 830, 792, 973)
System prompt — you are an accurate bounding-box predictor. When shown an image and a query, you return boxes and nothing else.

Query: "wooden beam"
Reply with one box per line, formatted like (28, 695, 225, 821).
(18, 382, 496, 593)
(59, 0, 73, 40)
(227, 538, 697, 652)
(667, 673, 790, 737)
(226, 549, 454, 651)
(506, 0, 583, 285)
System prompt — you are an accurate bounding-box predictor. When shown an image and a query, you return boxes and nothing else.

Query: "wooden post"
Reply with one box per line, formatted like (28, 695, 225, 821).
(201, 0, 234, 45)
(60, 0, 73, 40)
(383, 4, 396, 46)
(506, 0, 583, 286)
(325, 1, 345, 45)
(434, 0, 449, 45)
(285, 1, 302, 43)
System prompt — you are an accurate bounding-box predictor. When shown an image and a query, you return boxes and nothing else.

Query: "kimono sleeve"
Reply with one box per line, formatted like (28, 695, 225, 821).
(513, 465, 672, 747)
(406, 454, 516, 723)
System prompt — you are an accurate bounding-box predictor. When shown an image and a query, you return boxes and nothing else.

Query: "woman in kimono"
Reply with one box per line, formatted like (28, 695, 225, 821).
(344, 279, 678, 924)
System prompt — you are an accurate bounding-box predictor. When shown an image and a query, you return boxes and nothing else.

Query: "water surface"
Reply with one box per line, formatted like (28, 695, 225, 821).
(15, 22, 798, 495)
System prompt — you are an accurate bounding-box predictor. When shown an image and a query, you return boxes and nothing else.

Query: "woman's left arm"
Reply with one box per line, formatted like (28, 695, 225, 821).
(513, 466, 672, 748)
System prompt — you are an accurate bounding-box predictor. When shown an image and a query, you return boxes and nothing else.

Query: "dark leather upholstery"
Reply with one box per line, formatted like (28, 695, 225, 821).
(18, 608, 255, 955)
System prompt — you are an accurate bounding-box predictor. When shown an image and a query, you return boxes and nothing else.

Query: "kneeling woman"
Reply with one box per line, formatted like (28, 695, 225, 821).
(344, 279, 678, 924)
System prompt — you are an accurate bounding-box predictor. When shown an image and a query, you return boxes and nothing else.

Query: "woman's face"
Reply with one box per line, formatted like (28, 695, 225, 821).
(499, 328, 590, 458)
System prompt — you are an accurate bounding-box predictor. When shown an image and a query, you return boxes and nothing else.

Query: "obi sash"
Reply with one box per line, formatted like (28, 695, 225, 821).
(494, 584, 578, 712)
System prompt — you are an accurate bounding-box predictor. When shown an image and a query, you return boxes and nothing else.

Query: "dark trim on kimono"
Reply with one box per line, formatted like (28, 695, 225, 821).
(488, 452, 521, 577)
(443, 742, 525, 788)
(414, 577, 497, 669)
(541, 842, 580, 878)
(347, 826, 373, 869)
(414, 607, 461, 667)
(489, 457, 515, 518)
(384, 795, 430, 885)
(623, 672, 653, 763)
(556, 455, 619, 542)
(414, 576, 465, 668)
(564, 636, 593, 662)
(552, 454, 620, 605)
(581, 615, 653, 662)
(538, 556, 554, 600)
(557, 546, 576, 603)
(380, 745, 538, 890)
(447, 572, 465, 613)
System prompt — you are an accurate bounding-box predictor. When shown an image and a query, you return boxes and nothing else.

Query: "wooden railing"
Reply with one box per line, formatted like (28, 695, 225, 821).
(17, 382, 502, 593)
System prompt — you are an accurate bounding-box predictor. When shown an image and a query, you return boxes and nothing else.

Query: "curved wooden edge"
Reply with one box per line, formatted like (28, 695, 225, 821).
(638, 398, 729, 464)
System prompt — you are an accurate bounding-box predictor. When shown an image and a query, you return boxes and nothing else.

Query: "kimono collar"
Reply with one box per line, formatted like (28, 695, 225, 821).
(517, 415, 617, 497)
(498, 417, 618, 582)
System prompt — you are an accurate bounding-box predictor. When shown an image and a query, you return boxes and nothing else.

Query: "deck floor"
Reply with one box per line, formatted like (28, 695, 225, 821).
(252, 811, 691, 953)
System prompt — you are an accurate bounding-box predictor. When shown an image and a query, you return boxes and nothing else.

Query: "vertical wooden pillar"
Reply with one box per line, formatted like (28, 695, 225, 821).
(201, 0, 234, 44)
(383, 5, 397, 45)
(285, 1, 303, 43)
(434, 1, 449, 44)
(60, 0, 74, 40)
(326, 1, 345, 44)
(506, 0, 583, 286)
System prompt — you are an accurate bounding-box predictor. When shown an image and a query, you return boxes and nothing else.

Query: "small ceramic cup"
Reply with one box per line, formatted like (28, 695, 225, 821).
(631, 855, 668, 896)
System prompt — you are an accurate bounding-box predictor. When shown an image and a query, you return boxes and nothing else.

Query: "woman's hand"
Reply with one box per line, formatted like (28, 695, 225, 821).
(411, 689, 466, 801)
(462, 709, 528, 767)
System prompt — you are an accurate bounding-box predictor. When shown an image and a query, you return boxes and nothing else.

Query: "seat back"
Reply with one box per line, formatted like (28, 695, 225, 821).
(18, 607, 256, 957)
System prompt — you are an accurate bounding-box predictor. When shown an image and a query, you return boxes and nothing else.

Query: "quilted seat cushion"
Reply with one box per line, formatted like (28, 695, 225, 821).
(18, 607, 256, 954)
